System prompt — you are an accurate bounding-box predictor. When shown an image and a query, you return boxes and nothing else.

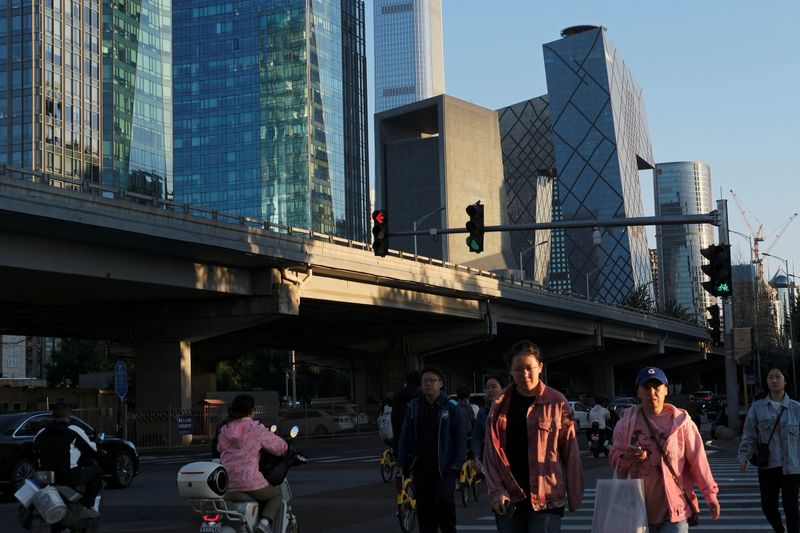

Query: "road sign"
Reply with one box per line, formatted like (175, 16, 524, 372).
(114, 361, 128, 399)
(177, 414, 193, 435)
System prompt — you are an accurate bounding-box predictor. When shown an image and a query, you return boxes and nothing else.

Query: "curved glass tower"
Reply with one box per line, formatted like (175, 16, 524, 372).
(654, 161, 715, 321)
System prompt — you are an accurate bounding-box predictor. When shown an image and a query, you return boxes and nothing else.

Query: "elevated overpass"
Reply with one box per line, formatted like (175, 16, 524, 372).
(0, 172, 715, 407)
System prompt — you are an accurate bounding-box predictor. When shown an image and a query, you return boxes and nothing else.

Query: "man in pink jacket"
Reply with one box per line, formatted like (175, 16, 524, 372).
(610, 367, 721, 532)
(217, 395, 288, 533)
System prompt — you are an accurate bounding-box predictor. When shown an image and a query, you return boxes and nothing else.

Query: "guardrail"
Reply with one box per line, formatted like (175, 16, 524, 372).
(0, 165, 701, 328)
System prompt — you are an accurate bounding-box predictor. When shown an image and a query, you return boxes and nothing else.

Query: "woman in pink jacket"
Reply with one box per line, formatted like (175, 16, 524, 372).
(610, 367, 721, 532)
(483, 340, 584, 532)
(217, 395, 288, 533)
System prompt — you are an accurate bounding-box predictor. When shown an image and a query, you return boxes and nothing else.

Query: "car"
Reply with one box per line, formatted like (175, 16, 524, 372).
(691, 390, 722, 415)
(0, 411, 140, 494)
(276, 408, 355, 436)
(609, 396, 640, 417)
(568, 401, 590, 430)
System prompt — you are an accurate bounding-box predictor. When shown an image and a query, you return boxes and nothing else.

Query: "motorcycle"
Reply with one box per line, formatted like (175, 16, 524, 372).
(178, 425, 307, 533)
(588, 422, 610, 458)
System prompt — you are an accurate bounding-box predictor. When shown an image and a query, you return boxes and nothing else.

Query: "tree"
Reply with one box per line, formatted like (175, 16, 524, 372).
(46, 339, 110, 388)
(663, 299, 693, 322)
(620, 284, 655, 312)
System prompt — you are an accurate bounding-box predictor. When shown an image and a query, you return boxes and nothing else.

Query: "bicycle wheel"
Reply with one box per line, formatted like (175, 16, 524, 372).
(397, 482, 417, 533)
(459, 481, 468, 507)
(471, 477, 481, 502)
(381, 457, 393, 483)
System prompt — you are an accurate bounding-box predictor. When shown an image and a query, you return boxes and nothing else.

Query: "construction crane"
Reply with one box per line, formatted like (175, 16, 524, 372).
(729, 189, 798, 280)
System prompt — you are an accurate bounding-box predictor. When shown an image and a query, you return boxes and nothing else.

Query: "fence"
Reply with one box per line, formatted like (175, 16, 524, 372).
(72, 401, 382, 450)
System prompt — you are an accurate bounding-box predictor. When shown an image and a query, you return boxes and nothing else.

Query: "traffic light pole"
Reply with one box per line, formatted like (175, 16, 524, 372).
(716, 199, 740, 436)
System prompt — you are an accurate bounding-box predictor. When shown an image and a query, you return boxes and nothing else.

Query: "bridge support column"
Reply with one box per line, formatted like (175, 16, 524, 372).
(135, 340, 192, 411)
(591, 365, 615, 400)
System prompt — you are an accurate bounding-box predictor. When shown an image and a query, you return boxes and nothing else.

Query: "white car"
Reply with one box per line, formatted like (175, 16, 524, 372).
(568, 401, 590, 430)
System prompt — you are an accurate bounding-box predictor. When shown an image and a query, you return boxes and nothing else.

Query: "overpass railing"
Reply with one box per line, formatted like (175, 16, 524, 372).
(0, 166, 701, 328)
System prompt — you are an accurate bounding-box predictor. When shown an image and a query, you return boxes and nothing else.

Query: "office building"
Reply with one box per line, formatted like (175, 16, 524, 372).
(543, 25, 654, 303)
(375, 95, 508, 270)
(653, 161, 715, 321)
(173, 0, 370, 241)
(497, 96, 557, 286)
(374, 0, 444, 113)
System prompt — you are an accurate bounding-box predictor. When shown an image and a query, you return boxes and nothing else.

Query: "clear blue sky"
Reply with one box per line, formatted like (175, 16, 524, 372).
(365, 0, 800, 276)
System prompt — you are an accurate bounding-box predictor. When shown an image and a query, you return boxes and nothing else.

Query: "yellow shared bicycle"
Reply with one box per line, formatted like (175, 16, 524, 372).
(457, 457, 482, 507)
(380, 447, 397, 483)
(396, 473, 416, 533)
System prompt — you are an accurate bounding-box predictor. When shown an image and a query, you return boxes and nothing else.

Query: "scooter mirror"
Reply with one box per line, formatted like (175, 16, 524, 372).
(289, 426, 300, 439)
(270, 425, 278, 433)
(97, 432, 105, 442)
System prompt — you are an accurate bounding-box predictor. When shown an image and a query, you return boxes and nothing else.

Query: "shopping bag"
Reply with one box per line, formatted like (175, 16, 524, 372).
(591, 476, 648, 533)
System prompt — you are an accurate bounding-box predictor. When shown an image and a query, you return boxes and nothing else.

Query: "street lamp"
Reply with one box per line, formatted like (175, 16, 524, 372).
(586, 266, 603, 301)
(763, 252, 796, 393)
(519, 240, 548, 280)
(413, 206, 446, 256)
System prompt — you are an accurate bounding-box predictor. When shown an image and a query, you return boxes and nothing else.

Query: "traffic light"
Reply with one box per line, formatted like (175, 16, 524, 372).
(465, 202, 485, 253)
(372, 210, 388, 257)
(706, 304, 723, 346)
(700, 244, 732, 297)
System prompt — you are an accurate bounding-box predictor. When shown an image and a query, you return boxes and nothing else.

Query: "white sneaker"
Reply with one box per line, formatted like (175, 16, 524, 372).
(254, 518, 273, 533)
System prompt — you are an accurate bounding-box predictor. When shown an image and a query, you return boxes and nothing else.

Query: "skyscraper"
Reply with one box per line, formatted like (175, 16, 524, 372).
(653, 162, 715, 322)
(0, 1, 172, 197)
(172, 0, 370, 242)
(543, 25, 654, 303)
(373, 0, 444, 113)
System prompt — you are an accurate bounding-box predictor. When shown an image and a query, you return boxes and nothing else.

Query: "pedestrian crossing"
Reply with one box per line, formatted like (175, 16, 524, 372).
(457, 456, 781, 531)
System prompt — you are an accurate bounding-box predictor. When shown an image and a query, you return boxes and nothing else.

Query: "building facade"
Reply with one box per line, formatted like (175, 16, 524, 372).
(173, 0, 370, 241)
(653, 162, 715, 322)
(373, 0, 444, 113)
(543, 25, 654, 303)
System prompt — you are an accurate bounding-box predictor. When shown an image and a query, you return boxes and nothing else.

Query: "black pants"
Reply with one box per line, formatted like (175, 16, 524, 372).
(414, 469, 457, 533)
(68, 466, 103, 509)
(758, 467, 800, 533)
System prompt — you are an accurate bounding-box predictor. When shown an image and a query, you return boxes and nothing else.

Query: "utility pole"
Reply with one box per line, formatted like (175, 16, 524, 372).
(717, 199, 740, 435)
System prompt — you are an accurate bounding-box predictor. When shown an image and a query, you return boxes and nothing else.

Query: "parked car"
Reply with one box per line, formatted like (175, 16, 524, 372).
(276, 408, 354, 436)
(691, 390, 722, 416)
(0, 411, 140, 494)
(568, 401, 590, 430)
(308, 398, 368, 427)
(609, 396, 640, 417)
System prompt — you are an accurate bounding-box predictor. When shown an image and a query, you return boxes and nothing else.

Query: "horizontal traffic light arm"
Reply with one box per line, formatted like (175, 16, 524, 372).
(388, 212, 719, 237)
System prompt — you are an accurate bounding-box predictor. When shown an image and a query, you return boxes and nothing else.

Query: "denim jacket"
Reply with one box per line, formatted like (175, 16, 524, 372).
(397, 391, 466, 477)
(738, 394, 800, 474)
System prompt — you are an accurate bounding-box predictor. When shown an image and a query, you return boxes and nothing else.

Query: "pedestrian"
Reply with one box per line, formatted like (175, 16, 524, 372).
(482, 340, 584, 532)
(610, 366, 721, 532)
(471, 375, 505, 470)
(738, 365, 800, 533)
(391, 370, 421, 454)
(588, 397, 612, 444)
(457, 385, 476, 452)
(397, 366, 466, 533)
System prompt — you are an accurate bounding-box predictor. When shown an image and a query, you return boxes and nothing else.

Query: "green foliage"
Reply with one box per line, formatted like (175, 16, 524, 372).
(46, 339, 110, 388)
(620, 284, 655, 312)
(663, 299, 693, 322)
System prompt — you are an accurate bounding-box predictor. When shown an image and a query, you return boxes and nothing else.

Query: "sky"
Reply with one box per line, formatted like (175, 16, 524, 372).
(364, 0, 800, 278)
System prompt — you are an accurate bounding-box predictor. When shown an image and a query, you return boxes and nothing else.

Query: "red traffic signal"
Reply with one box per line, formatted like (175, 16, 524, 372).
(372, 210, 388, 257)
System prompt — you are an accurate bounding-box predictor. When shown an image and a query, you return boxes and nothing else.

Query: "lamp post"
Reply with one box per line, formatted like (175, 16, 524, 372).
(519, 240, 548, 280)
(585, 266, 602, 301)
(763, 252, 796, 394)
(730, 229, 761, 387)
(413, 206, 446, 256)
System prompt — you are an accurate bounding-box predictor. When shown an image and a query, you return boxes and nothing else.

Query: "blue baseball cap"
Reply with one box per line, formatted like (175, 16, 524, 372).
(635, 366, 669, 387)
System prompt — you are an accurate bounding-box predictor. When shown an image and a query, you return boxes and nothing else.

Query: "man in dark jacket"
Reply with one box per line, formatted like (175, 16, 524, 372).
(391, 370, 421, 454)
(397, 367, 466, 533)
(33, 403, 103, 511)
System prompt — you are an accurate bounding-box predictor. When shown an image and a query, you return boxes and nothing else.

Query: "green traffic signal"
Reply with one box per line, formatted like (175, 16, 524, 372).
(466, 236, 482, 252)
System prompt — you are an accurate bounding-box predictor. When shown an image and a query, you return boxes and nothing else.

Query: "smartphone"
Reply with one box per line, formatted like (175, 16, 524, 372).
(503, 500, 517, 519)
(628, 445, 642, 452)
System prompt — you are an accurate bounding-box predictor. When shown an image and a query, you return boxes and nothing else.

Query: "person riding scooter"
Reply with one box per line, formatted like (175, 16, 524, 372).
(33, 403, 103, 513)
(587, 398, 613, 446)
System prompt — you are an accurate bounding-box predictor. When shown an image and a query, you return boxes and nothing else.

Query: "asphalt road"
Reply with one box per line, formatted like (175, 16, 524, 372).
(0, 429, 737, 532)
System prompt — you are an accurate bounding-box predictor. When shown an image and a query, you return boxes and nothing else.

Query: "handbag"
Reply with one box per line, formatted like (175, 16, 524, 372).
(640, 410, 701, 527)
(749, 404, 785, 468)
(590, 470, 648, 533)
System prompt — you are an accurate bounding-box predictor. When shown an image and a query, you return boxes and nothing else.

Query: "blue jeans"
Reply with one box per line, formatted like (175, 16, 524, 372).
(648, 521, 688, 533)
(495, 510, 562, 533)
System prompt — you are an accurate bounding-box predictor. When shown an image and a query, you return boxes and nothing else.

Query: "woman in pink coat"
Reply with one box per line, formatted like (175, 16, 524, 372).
(217, 395, 288, 533)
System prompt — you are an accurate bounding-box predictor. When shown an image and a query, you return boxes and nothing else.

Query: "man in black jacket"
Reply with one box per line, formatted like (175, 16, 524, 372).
(391, 370, 421, 454)
(33, 404, 103, 511)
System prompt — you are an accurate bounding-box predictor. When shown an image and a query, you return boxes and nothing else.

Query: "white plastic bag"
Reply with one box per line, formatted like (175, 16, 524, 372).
(377, 413, 393, 442)
(591, 476, 648, 533)
(33, 485, 68, 524)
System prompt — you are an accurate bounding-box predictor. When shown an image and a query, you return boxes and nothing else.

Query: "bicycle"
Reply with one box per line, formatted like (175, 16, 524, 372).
(396, 473, 416, 533)
(457, 457, 482, 507)
(380, 447, 396, 483)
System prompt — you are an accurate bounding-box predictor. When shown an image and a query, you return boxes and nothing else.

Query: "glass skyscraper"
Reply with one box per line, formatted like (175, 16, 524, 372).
(653, 162, 715, 322)
(543, 25, 654, 303)
(173, 0, 369, 241)
(374, 0, 443, 113)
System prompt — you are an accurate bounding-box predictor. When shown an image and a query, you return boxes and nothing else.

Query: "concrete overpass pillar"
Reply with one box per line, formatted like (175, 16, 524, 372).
(591, 365, 615, 400)
(135, 341, 192, 411)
